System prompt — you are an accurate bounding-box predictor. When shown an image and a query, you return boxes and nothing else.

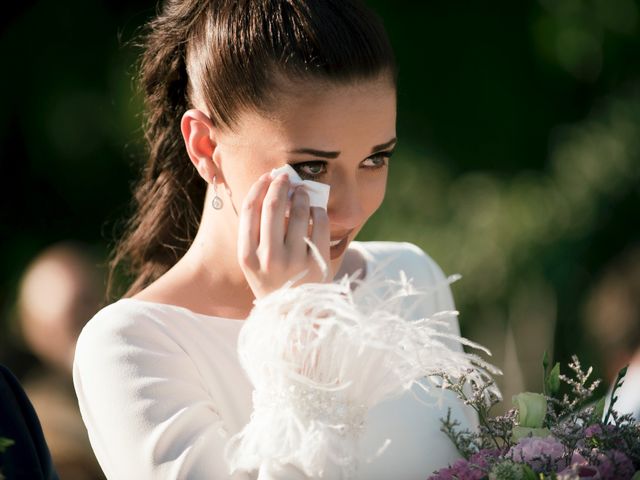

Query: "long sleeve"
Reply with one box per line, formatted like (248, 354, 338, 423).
(225, 243, 497, 479)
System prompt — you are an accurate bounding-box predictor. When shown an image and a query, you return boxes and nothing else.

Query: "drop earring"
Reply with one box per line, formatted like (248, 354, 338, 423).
(211, 174, 223, 210)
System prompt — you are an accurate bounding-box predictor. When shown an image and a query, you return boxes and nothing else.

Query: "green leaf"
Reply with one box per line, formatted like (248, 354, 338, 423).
(545, 363, 561, 396)
(604, 365, 628, 424)
(0, 437, 14, 454)
(630, 471, 640, 480)
(592, 396, 606, 422)
(521, 464, 538, 480)
(542, 351, 550, 395)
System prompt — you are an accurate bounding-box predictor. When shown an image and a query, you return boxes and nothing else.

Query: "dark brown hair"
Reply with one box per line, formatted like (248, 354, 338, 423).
(108, 0, 397, 299)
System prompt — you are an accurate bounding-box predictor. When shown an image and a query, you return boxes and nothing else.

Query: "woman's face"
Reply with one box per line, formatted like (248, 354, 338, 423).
(214, 76, 397, 274)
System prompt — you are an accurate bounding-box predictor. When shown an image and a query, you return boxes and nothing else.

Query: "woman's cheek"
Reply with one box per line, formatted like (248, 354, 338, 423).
(366, 176, 387, 216)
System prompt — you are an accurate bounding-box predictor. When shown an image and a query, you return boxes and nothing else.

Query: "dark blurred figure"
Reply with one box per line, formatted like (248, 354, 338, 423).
(13, 241, 106, 479)
(0, 364, 59, 480)
(585, 244, 640, 420)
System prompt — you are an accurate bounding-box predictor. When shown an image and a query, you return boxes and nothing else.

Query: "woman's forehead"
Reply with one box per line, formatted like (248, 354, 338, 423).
(273, 76, 396, 112)
(225, 79, 396, 144)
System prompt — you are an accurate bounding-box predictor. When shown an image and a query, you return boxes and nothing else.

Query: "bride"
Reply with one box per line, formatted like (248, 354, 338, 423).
(73, 0, 482, 478)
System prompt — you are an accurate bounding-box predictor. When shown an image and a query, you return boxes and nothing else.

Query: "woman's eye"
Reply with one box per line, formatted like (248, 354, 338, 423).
(291, 161, 327, 179)
(290, 151, 393, 180)
(363, 151, 393, 168)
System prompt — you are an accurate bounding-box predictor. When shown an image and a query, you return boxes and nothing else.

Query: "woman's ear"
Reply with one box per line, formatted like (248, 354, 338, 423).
(181, 109, 218, 182)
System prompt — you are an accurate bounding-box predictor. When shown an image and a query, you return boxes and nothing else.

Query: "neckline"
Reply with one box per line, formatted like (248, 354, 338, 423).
(121, 241, 371, 322)
(118, 297, 243, 323)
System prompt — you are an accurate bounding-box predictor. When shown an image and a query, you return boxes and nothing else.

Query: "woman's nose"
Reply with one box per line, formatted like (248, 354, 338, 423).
(327, 184, 366, 231)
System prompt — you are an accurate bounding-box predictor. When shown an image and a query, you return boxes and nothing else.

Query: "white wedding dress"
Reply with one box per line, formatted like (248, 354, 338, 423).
(73, 241, 479, 479)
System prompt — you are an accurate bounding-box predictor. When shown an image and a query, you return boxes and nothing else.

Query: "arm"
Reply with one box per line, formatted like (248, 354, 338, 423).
(73, 313, 249, 480)
(226, 246, 493, 477)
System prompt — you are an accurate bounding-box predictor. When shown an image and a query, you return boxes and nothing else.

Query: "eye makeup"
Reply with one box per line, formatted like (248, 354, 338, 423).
(289, 149, 394, 181)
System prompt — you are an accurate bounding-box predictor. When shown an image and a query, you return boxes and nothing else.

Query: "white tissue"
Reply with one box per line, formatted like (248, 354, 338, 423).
(270, 164, 330, 210)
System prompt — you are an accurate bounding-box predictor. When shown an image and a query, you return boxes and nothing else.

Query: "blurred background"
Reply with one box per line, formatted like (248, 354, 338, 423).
(1, 0, 639, 476)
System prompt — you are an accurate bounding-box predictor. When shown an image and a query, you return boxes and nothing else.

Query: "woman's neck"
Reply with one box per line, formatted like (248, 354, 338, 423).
(131, 202, 366, 319)
(132, 205, 258, 319)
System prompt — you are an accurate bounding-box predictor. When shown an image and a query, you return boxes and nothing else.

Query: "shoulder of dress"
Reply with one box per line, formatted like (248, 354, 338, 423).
(355, 240, 448, 287)
(76, 299, 181, 353)
(82, 299, 152, 329)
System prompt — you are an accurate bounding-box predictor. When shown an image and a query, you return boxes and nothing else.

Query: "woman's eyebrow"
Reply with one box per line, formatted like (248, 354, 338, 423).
(288, 137, 397, 159)
(288, 148, 340, 159)
(370, 137, 397, 153)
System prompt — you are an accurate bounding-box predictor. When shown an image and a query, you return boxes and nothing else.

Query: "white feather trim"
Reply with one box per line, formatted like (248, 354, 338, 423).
(224, 259, 500, 479)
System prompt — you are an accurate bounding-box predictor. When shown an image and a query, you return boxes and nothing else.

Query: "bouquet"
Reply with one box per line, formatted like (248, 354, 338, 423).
(430, 354, 640, 480)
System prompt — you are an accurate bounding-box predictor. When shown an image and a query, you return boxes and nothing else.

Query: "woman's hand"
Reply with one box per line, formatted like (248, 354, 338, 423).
(237, 172, 330, 300)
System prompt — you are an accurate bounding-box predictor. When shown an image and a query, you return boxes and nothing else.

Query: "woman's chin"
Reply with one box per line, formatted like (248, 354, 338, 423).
(329, 253, 349, 280)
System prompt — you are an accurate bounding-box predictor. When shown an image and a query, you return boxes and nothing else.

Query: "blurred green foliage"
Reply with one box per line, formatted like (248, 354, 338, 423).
(1, 0, 639, 403)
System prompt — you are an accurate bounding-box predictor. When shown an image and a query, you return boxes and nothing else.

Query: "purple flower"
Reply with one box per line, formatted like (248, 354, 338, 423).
(558, 452, 601, 479)
(507, 435, 567, 473)
(430, 450, 499, 480)
(558, 464, 602, 479)
(591, 449, 635, 480)
(583, 423, 616, 439)
(558, 449, 636, 480)
(469, 449, 501, 469)
(576, 424, 617, 450)
(583, 425, 601, 438)
(429, 458, 485, 480)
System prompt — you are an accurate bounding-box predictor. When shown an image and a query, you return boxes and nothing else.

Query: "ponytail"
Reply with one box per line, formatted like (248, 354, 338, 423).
(107, 1, 208, 299)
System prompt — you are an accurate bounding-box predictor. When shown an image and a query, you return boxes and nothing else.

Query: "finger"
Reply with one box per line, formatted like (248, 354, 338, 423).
(260, 173, 290, 250)
(309, 206, 330, 260)
(238, 173, 272, 267)
(284, 187, 310, 259)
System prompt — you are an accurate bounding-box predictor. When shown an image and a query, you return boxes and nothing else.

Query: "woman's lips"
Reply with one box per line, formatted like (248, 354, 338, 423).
(329, 234, 349, 259)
